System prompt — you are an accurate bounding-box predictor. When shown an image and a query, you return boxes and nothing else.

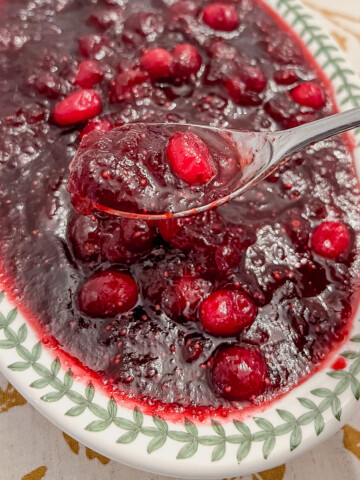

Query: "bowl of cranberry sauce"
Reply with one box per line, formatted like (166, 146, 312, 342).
(0, 0, 360, 475)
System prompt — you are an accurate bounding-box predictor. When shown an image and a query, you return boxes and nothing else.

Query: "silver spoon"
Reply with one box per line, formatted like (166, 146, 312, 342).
(70, 107, 360, 220)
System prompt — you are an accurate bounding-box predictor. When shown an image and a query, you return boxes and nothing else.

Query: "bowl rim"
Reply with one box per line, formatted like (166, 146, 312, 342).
(1, 0, 360, 478)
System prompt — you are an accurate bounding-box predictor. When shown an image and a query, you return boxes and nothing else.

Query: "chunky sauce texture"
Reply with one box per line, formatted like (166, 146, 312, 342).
(0, 0, 360, 420)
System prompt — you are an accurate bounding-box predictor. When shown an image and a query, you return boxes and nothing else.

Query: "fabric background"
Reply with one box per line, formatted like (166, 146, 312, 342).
(1, 0, 360, 479)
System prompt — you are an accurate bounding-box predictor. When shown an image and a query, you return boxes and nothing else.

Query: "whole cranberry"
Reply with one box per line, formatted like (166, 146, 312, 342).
(173, 275, 212, 317)
(203, 3, 239, 32)
(210, 345, 266, 400)
(78, 270, 139, 317)
(170, 0, 200, 19)
(291, 82, 326, 109)
(273, 69, 299, 85)
(158, 219, 182, 242)
(121, 218, 155, 253)
(225, 77, 263, 106)
(200, 289, 257, 336)
(140, 48, 174, 80)
(75, 60, 103, 88)
(166, 131, 216, 185)
(68, 214, 100, 262)
(239, 65, 267, 92)
(311, 221, 350, 258)
(53, 89, 102, 126)
(79, 117, 113, 140)
(78, 34, 108, 58)
(88, 8, 123, 30)
(172, 44, 202, 78)
(113, 69, 149, 100)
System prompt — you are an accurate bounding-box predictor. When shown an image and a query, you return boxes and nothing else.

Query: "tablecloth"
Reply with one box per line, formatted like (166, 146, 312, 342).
(1, 0, 360, 479)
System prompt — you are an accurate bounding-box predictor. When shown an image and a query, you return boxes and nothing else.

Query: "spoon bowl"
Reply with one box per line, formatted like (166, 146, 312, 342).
(68, 107, 360, 220)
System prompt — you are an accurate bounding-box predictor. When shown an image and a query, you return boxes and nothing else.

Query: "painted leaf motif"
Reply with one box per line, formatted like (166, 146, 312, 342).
(147, 434, 167, 454)
(236, 439, 251, 462)
(176, 439, 198, 460)
(117, 430, 139, 444)
(211, 441, 226, 462)
(343, 424, 360, 459)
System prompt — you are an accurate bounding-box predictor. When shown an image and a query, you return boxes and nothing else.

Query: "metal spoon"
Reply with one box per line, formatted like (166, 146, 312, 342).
(71, 107, 360, 220)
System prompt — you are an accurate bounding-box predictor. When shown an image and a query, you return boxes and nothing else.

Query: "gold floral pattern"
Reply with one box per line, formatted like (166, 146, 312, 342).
(0, 383, 26, 413)
(21, 467, 47, 480)
(343, 424, 360, 460)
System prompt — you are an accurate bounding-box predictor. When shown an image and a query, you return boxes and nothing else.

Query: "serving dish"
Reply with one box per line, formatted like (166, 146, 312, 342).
(0, 0, 360, 478)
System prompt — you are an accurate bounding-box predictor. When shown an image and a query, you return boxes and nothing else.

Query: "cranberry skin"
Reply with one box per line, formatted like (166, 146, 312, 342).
(240, 65, 267, 93)
(121, 218, 155, 253)
(203, 3, 239, 32)
(140, 49, 174, 80)
(273, 69, 299, 85)
(88, 8, 123, 30)
(166, 132, 216, 185)
(173, 275, 211, 317)
(79, 117, 113, 140)
(113, 69, 148, 100)
(158, 219, 182, 242)
(225, 77, 263, 106)
(68, 214, 100, 262)
(78, 270, 139, 318)
(75, 60, 103, 88)
(200, 289, 257, 337)
(170, 0, 200, 19)
(210, 345, 266, 400)
(291, 82, 326, 109)
(53, 89, 102, 126)
(78, 34, 108, 58)
(172, 44, 202, 78)
(311, 221, 350, 258)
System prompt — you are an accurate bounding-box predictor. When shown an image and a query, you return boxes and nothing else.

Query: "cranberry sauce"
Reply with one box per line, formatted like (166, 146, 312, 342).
(0, 0, 360, 420)
(68, 123, 242, 216)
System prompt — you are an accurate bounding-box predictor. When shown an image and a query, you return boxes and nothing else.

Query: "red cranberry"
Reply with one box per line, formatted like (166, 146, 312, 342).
(166, 132, 216, 185)
(239, 65, 267, 92)
(78, 34, 108, 58)
(291, 82, 326, 109)
(53, 89, 102, 126)
(75, 60, 103, 88)
(113, 69, 149, 100)
(88, 9, 123, 30)
(79, 117, 113, 140)
(121, 218, 155, 253)
(311, 221, 350, 258)
(200, 289, 257, 337)
(140, 48, 174, 80)
(225, 77, 263, 106)
(68, 214, 100, 262)
(273, 68, 299, 85)
(34, 72, 64, 99)
(122, 12, 164, 42)
(78, 270, 138, 318)
(182, 334, 208, 363)
(170, 0, 200, 19)
(173, 275, 211, 317)
(158, 219, 182, 242)
(210, 345, 266, 400)
(172, 44, 202, 78)
(203, 3, 239, 32)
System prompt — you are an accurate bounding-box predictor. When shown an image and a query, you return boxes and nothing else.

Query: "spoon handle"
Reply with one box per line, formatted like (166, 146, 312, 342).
(272, 106, 360, 161)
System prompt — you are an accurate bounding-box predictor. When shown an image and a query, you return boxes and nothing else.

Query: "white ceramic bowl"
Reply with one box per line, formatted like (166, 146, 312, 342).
(0, 0, 360, 478)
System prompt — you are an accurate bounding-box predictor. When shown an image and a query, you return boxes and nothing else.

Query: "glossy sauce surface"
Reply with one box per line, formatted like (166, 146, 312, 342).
(0, 0, 360, 420)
